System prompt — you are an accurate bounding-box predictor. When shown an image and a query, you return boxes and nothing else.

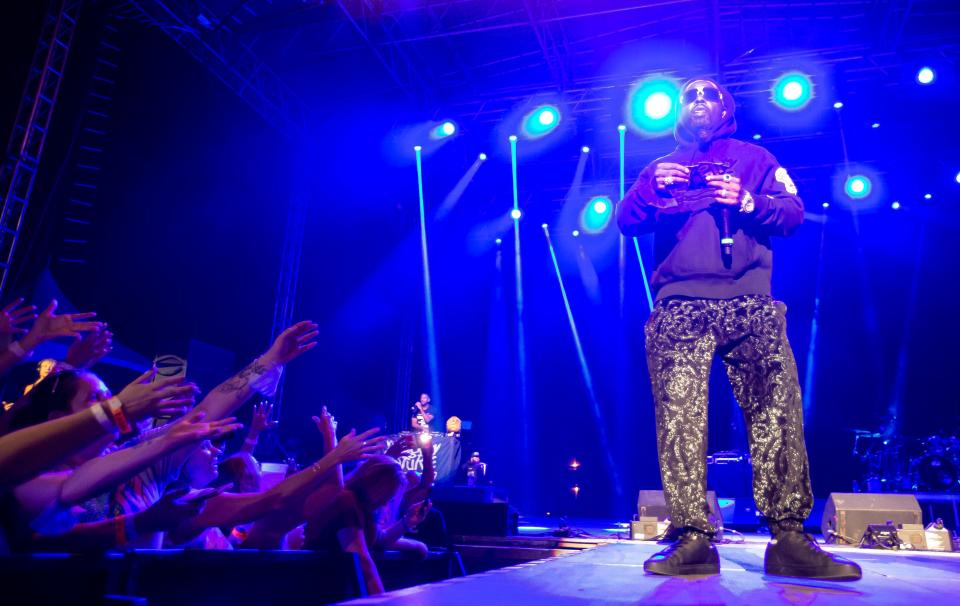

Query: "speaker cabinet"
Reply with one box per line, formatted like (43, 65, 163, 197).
(822, 493, 922, 544)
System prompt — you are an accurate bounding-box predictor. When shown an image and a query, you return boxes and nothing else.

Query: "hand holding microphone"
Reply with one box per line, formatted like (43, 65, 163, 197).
(706, 173, 742, 257)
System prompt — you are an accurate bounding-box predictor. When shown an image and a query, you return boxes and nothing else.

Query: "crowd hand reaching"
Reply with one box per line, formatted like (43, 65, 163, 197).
(250, 402, 279, 437)
(20, 300, 101, 350)
(385, 434, 416, 459)
(137, 487, 208, 534)
(331, 428, 388, 465)
(262, 321, 319, 366)
(65, 327, 113, 369)
(165, 412, 242, 447)
(653, 163, 691, 191)
(706, 173, 742, 207)
(116, 368, 200, 421)
(311, 406, 337, 441)
(0, 298, 37, 339)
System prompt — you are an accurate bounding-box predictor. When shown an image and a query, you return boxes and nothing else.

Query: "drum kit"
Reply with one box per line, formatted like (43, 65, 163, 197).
(853, 430, 960, 493)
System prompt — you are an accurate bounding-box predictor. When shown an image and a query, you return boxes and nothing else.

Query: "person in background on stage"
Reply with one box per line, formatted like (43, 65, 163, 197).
(458, 451, 487, 487)
(410, 393, 434, 432)
(618, 77, 861, 580)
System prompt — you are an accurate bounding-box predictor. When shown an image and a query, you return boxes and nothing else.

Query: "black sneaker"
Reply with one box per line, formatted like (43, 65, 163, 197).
(765, 531, 862, 581)
(643, 530, 720, 576)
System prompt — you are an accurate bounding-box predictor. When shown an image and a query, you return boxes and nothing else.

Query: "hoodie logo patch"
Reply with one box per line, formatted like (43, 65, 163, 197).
(775, 167, 798, 194)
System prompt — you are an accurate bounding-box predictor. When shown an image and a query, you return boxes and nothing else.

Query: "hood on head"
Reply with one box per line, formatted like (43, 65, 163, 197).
(674, 77, 737, 147)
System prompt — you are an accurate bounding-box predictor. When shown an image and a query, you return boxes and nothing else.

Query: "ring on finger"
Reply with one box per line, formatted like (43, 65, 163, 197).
(664, 176, 674, 186)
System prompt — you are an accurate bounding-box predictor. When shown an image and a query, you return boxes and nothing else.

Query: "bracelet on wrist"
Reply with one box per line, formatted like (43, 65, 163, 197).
(91, 403, 120, 436)
(104, 397, 134, 436)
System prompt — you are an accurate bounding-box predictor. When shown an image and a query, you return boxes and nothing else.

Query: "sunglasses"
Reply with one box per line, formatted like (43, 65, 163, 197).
(681, 87, 722, 104)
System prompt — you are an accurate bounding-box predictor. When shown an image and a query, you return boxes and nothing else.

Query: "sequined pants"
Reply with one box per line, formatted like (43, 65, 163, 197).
(644, 295, 813, 533)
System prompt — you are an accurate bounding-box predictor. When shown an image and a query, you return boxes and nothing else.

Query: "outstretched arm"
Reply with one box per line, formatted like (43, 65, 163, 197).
(13, 415, 240, 520)
(188, 321, 318, 424)
(0, 300, 100, 380)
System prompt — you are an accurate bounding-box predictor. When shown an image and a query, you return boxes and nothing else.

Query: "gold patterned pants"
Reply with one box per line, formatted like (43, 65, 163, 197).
(644, 295, 813, 533)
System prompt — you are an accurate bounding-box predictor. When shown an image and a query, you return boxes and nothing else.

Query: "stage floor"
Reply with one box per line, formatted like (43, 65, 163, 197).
(345, 535, 960, 605)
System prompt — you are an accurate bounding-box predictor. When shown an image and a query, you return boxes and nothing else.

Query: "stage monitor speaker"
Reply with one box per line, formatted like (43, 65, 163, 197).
(821, 493, 921, 544)
(637, 490, 724, 532)
(433, 501, 518, 537)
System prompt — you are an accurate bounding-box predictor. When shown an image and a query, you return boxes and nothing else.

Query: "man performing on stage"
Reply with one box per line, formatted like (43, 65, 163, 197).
(617, 77, 861, 580)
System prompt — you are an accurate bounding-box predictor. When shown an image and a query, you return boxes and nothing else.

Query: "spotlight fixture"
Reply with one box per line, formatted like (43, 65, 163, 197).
(509, 135, 518, 142)
(844, 175, 872, 200)
(833, 101, 844, 109)
(580, 195, 613, 233)
(414, 145, 422, 152)
(617, 124, 627, 132)
(822, 202, 830, 209)
(572, 230, 580, 237)
(541, 223, 548, 229)
(478, 153, 487, 161)
(891, 201, 901, 210)
(521, 106, 561, 139)
(871, 122, 880, 129)
(581, 146, 590, 153)
(510, 208, 522, 220)
(495, 238, 502, 245)
(752, 134, 762, 140)
(924, 193, 932, 200)
(771, 72, 813, 111)
(917, 67, 936, 85)
(627, 78, 679, 135)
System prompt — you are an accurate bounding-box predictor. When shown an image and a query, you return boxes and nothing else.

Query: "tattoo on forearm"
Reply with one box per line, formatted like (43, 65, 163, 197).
(216, 360, 267, 394)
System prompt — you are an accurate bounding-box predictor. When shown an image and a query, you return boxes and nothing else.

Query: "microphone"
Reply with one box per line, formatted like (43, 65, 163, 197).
(720, 208, 733, 256)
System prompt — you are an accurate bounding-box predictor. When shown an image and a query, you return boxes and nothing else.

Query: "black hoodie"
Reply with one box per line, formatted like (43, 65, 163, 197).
(617, 78, 803, 301)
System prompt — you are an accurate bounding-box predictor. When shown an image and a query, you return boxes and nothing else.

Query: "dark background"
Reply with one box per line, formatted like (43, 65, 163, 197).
(2, 1, 958, 519)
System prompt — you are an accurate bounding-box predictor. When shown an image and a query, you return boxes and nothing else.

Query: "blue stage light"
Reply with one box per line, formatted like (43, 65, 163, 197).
(917, 67, 936, 85)
(752, 134, 762, 140)
(510, 208, 522, 220)
(626, 77, 680, 135)
(580, 196, 613, 233)
(772, 72, 813, 111)
(478, 153, 487, 161)
(521, 105, 561, 138)
(495, 238, 502, 246)
(833, 101, 844, 109)
(822, 202, 830, 209)
(572, 230, 580, 237)
(844, 175, 872, 199)
(541, 223, 548, 229)
(509, 134, 518, 142)
(872, 122, 880, 129)
(924, 193, 932, 200)
(414, 145, 422, 151)
(955, 171, 960, 184)
(617, 124, 627, 132)
(891, 201, 901, 210)
(429, 121, 457, 139)
(581, 146, 590, 153)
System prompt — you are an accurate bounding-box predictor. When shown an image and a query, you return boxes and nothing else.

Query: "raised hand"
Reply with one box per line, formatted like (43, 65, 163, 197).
(311, 406, 337, 439)
(22, 299, 101, 349)
(250, 402, 279, 437)
(137, 487, 207, 533)
(117, 368, 200, 421)
(65, 327, 114, 369)
(0, 298, 37, 336)
(332, 427, 388, 464)
(166, 413, 242, 447)
(263, 321, 319, 365)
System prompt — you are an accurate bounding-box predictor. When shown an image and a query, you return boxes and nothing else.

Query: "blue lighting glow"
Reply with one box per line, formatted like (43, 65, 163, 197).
(844, 175, 872, 199)
(521, 105, 561, 139)
(955, 171, 960, 184)
(892, 201, 901, 210)
(833, 101, 844, 109)
(572, 230, 580, 237)
(478, 153, 487, 161)
(580, 195, 613, 233)
(924, 193, 932, 200)
(771, 72, 813, 111)
(872, 122, 880, 129)
(917, 67, 936, 85)
(581, 146, 590, 153)
(510, 208, 522, 220)
(626, 77, 680, 135)
(822, 202, 830, 209)
(752, 133, 762, 140)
